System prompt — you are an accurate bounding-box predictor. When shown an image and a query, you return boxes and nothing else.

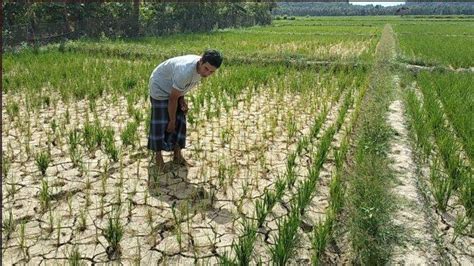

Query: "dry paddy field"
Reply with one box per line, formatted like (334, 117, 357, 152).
(2, 16, 473, 265)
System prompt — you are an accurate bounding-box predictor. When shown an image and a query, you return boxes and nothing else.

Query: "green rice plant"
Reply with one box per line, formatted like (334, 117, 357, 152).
(295, 178, 316, 215)
(146, 208, 154, 230)
(171, 202, 183, 251)
(77, 209, 87, 232)
(429, 161, 452, 213)
(459, 172, 473, 219)
(83, 121, 97, 151)
(35, 151, 51, 176)
(275, 177, 286, 200)
(103, 208, 124, 258)
(286, 115, 298, 140)
(255, 198, 267, 228)
(3, 209, 16, 240)
(310, 107, 328, 139)
(296, 136, 309, 156)
(2, 155, 11, 179)
(121, 121, 139, 147)
(233, 218, 258, 265)
(50, 119, 58, 134)
(39, 179, 51, 211)
(68, 129, 81, 153)
(404, 89, 432, 159)
(270, 208, 300, 265)
(6, 101, 20, 120)
(311, 214, 334, 266)
(451, 213, 470, 244)
(220, 126, 233, 146)
(18, 220, 26, 254)
(68, 245, 82, 266)
(65, 108, 71, 124)
(437, 132, 464, 190)
(286, 152, 297, 188)
(329, 172, 344, 214)
(47, 208, 54, 234)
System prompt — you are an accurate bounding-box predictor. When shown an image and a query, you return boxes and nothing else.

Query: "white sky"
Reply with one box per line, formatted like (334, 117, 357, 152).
(350, 2, 405, 7)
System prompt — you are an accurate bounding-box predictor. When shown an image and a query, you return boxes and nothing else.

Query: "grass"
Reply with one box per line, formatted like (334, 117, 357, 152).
(3, 209, 16, 241)
(39, 179, 51, 211)
(346, 24, 397, 264)
(68, 246, 82, 266)
(35, 151, 51, 176)
(270, 208, 300, 265)
(103, 208, 124, 258)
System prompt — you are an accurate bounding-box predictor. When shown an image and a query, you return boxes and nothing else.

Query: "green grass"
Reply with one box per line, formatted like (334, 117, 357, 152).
(347, 25, 397, 264)
(394, 22, 474, 68)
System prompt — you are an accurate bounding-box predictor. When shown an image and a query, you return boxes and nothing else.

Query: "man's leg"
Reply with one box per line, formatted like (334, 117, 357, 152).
(155, 151, 165, 170)
(173, 145, 192, 166)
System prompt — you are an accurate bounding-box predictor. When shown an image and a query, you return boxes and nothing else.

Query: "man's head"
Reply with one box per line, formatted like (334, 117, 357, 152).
(197, 49, 223, 78)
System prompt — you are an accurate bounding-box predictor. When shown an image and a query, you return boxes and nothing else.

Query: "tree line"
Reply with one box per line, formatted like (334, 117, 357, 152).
(273, 2, 474, 17)
(2, 2, 276, 47)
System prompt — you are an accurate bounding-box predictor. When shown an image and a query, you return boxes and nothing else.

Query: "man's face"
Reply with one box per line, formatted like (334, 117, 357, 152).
(198, 61, 217, 78)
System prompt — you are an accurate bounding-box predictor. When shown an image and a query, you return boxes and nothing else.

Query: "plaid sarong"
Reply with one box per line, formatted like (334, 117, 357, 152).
(147, 97, 187, 152)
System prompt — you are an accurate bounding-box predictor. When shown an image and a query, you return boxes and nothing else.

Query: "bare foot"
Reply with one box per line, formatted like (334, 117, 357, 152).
(173, 156, 193, 167)
(155, 155, 165, 171)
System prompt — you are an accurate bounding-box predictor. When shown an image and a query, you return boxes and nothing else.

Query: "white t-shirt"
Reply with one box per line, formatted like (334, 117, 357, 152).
(149, 55, 202, 100)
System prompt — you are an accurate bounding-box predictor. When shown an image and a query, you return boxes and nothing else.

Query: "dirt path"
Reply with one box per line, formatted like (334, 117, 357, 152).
(387, 77, 440, 264)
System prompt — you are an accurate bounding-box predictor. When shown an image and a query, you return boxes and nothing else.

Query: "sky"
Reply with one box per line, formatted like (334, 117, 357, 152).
(350, 2, 405, 7)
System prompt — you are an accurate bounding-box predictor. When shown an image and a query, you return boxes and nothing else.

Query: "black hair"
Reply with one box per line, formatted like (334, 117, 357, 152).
(202, 49, 223, 68)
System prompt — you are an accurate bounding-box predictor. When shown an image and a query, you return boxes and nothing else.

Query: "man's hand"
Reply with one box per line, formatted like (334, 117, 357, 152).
(179, 97, 188, 114)
(166, 120, 176, 133)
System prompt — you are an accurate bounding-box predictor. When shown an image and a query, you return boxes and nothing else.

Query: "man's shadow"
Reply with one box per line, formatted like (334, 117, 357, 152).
(146, 161, 233, 224)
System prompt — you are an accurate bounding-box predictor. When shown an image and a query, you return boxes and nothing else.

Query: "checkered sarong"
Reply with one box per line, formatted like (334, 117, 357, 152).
(147, 97, 186, 152)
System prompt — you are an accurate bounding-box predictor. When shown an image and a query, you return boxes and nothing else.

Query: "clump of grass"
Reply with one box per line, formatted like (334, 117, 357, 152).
(233, 218, 257, 265)
(3, 209, 16, 240)
(18, 220, 26, 254)
(270, 208, 300, 265)
(104, 207, 124, 260)
(68, 245, 81, 266)
(103, 127, 119, 162)
(39, 179, 51, 211)
(121, 121, 139, 147)
(6, 101, 20, 120)
(77, 209, 87, 232)
(35, 151, 51, 176)
(311, 215, 333, 266)
(429, 161, 452, 213)
(286, 152, 297, 188)
(451, 213, 470, 244)
(2, 155, 11, 179)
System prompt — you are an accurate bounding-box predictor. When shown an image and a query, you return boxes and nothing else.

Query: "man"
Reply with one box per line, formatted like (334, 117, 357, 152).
(148, 49, 223, 170)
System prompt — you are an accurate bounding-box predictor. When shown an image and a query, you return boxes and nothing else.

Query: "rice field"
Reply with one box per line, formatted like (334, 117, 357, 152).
(2, 16, 473, 265)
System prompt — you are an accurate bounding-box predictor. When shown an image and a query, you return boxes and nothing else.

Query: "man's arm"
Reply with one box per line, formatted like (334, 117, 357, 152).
(167, 88, 182, 133)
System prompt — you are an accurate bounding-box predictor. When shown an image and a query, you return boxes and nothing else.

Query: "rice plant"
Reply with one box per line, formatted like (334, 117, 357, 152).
(171, 202, 183, 251)
(2, 154, 11, 179)
(103, 127, 119, 162)
(311, 215, 333, 266)
(121, 121, 139, 147)
(39, 179, 51, 211)
(103, 208, 124, 259)
(232, 218, 258, 265)
(270, 208, 300, 265)
(35, 151, 51, 176)
(429, 161, 452, 213)
(286, 152, 297, 188)
(3, 209, 16, 240)
(68, 246, 81, 266)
